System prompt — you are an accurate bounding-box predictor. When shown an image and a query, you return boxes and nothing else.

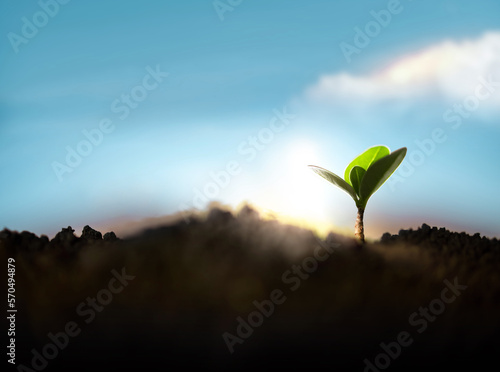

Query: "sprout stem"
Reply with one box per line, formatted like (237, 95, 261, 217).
(355, 207, 365, 243)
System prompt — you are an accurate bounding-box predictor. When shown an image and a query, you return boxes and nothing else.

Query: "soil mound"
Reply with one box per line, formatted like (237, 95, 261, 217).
(2, 207, 499, 371)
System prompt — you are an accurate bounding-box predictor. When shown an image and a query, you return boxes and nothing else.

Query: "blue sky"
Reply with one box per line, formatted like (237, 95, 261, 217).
(1, 0, 499, 239)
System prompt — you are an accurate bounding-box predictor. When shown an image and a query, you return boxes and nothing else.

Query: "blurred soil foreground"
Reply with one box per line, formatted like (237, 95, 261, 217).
(2, 206, 500, 371)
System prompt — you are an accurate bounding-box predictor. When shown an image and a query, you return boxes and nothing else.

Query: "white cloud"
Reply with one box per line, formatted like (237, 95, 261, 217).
(306, 32, 500, 107)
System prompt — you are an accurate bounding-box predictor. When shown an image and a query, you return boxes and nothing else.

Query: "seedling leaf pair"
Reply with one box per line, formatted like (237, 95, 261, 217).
(358, 147, 407, 206)
(344, 146, 390, 187)
(309, 145, 407, 242)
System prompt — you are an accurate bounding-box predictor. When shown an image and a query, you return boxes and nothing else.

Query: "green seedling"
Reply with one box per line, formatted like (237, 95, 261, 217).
(309, 145, 407, 243)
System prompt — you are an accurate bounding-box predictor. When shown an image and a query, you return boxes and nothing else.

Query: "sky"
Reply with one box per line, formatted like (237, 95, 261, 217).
(0, 0, 499, 239)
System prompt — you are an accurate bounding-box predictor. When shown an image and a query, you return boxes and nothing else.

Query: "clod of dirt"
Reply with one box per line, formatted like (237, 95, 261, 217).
(103, 231, 118, 241)
(81, 225, 103, 240)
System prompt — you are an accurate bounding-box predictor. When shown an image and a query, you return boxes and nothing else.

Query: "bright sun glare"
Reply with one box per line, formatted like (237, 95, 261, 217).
(254, 141, 335, 236)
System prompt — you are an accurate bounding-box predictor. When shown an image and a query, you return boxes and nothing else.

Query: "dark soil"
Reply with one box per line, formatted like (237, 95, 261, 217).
(2, 206, 499, 371)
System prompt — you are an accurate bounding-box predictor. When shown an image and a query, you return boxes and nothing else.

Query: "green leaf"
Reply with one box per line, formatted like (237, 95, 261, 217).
(308, 165, 358, 202)
(359, 147, 407, 207)
(344, 146, 390, 186)
(349, 166, 366, 197)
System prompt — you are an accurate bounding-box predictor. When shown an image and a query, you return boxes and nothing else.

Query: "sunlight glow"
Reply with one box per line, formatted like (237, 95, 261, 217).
(252, 140, 339, 236)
